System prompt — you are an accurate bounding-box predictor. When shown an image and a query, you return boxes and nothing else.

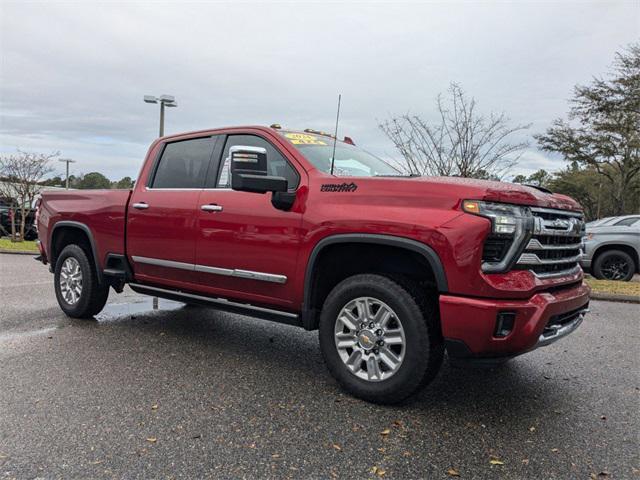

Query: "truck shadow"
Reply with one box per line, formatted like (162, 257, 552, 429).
(95, 299, 570, 420)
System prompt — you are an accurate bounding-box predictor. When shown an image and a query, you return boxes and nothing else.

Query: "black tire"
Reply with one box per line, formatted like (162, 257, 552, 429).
(319, 274, 444, 404)
(592, 249, 636, 282)
(54, 244, 110, 318)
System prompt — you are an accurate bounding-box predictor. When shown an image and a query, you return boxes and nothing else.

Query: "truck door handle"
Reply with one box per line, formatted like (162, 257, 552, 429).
(201, 204, 223, 212)
(132, 202, 149, 210)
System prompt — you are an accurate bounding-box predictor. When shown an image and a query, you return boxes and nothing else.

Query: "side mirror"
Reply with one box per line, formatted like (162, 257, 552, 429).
(230, 145, 287, 194)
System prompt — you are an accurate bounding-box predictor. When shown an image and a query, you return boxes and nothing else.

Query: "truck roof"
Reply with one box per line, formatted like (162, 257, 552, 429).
(157, 125, 355, 145)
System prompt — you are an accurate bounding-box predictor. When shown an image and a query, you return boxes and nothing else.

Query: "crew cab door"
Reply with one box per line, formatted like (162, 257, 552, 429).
(127, 135, 220, 288)
(192, 133, 304, 310)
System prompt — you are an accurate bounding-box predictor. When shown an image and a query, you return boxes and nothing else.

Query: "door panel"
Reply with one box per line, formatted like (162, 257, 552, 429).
(127, 188, 201, 287)
(126, 135, 219, 287)
(193, 189, 303, 308)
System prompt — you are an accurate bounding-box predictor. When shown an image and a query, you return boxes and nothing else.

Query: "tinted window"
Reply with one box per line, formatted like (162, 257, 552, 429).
(614, 217, 640, 226)
(151, 137, 214, 188)
(216, 135, 300, 190)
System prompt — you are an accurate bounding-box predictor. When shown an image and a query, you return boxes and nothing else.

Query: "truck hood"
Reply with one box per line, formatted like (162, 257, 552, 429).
(408, 176, 583, 212)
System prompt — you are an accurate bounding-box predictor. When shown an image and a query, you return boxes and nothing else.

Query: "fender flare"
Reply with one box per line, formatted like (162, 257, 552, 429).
(50, 221, 104, 283)
(301, 233, 448, 329)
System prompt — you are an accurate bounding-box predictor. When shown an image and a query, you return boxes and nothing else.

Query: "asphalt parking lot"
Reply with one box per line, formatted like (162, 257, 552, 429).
(1, 254, 638, 479)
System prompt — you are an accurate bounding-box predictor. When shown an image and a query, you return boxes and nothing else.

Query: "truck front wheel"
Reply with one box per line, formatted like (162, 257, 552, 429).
(54, 244, 109, 318)
(319, 274, 443, 404)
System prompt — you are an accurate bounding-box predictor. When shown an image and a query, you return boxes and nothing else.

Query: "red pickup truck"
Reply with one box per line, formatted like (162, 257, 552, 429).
(37, 125, 590, 404)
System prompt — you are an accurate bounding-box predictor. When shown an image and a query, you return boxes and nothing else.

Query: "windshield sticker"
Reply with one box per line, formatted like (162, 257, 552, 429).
(284, 133, 328, 145)
(320, 182, 358, 192)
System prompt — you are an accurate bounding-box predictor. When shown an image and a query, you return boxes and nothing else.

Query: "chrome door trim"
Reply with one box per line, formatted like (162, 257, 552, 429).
(132, 202, 149, 210)
(131, 256, 287, 284)
(132, 256, 194, 271)
(232, 269, 287, 284)
(129, 283, 298, 319)
(194, 264, 233, 276)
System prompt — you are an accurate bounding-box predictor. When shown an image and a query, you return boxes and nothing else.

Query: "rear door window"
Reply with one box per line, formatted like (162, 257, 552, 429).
(151, 137, 217, 188)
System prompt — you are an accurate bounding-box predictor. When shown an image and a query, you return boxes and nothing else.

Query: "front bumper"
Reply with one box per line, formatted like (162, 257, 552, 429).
(440, 282, 590, 360)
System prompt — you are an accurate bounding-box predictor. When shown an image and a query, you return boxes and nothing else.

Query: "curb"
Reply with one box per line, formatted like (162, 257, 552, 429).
(0, 249, 38, 256)
(590, 292, 640, 304)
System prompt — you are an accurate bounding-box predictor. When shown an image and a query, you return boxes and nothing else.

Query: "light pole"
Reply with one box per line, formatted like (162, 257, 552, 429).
(143, 94, 178, 137)
(58, 158, 76, 189)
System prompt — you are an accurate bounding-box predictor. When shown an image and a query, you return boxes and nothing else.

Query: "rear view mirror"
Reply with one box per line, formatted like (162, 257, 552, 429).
(230, 145, 287, 194)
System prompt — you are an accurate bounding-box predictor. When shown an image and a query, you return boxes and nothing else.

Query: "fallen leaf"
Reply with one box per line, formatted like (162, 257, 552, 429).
(146, 437, 157, 443)
(151, 404, 158, 410)
(377, 447, 386, 453)
(598, 472, 610, 477)
(371, 466, 386, 477)
(332, 444, 342, 451)
(600, 415, 607, 420)
(380, 429, 391, 436)
(489, 457, 504, 466)
(447, 467, 460, 477)
(90, 460, 103, 465)
(551, 448, 559, 453)
(393, 420, 403, 427)
(522, 459, 530, 465)
(529, 426, 536, 432)
(272, 454, 281, 459)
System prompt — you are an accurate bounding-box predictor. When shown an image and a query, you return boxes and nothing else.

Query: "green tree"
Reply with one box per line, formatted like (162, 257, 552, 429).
(536, 43, 640, 214)
(113, 176, 134, 189)
(40, 175, 64, 187)
(512, 169, 552, 188)
(75, 172, 111, 189)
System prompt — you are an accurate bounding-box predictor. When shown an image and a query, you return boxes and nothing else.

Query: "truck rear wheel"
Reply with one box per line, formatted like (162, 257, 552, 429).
(54, 244, 109, 318)
(318, 274, 443, 404)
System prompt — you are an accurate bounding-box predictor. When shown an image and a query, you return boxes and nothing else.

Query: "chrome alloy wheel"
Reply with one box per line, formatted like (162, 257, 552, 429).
(334, 297, 406, 382)
(59, 257, 83, 305)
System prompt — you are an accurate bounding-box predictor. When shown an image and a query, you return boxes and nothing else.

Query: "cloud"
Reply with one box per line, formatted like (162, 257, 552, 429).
(1, 0, 637, 180)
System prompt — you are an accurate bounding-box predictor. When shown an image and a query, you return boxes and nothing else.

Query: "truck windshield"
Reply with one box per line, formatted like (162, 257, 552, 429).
(279, 132, 402, 177)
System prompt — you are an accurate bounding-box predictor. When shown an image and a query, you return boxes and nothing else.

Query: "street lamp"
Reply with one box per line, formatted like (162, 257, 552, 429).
(58, 158, 76, 189)
(144, 94, 178, 137)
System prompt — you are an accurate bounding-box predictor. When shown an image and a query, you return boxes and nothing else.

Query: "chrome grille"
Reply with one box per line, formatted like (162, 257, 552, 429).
(515, 207, 584, 277)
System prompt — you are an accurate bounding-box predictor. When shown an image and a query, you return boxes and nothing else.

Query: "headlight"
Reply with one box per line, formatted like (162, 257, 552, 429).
(463, 200, 530, 234)
(462, 200, 534, 273)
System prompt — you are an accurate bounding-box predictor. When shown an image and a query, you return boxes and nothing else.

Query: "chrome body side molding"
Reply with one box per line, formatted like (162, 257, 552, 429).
(131, 255, 287, 284)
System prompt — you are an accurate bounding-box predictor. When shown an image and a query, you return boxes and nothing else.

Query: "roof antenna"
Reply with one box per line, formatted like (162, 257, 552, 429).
(330, 94, 341, 176)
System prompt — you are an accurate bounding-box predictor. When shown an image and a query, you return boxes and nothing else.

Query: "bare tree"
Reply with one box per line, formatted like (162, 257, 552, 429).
(0, 150, 57, 241)
(380, 83, 530, 179)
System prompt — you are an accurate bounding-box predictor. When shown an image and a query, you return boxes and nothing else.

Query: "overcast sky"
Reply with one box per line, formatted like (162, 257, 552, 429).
(1, 1, 638, 182)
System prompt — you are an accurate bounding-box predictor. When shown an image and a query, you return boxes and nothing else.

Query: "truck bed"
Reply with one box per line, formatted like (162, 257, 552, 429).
(38, 189, 132, 269)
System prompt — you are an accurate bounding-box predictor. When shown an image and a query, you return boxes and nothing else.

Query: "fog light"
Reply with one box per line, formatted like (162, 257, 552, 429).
(494, 312, 516, 337)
